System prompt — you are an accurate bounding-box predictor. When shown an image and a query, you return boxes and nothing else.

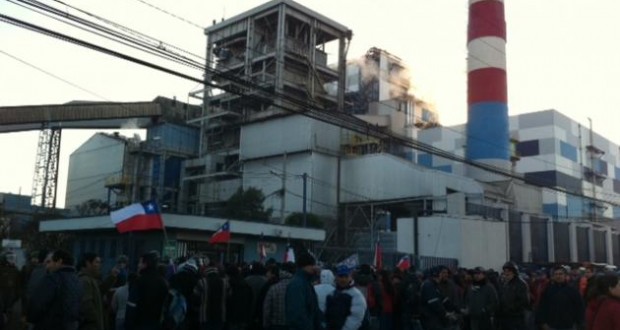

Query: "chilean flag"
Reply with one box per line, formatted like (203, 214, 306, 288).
(209, 221, 231, 244)
(397, 255, 411, 271)
(284, 245, 295, 263)
(259, 233, 267, 262)
(110, 201, 164, 233)
(373, 239, 383, 270)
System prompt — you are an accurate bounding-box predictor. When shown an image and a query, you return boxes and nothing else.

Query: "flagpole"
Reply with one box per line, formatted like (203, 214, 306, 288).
(226, 239, 231, 263)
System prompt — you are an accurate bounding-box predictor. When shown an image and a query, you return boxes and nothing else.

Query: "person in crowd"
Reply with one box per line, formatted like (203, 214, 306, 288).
(169, 257, 201, 329)
(255, 263, 281, 330)
(324, 264, 367, 330)
(437, 268, 462, 330)
(245, 262, 267, 330)
(125, 251, 169, 330)
(579, 265, 596, 299)
(227, 264, 254, 330)
(420, 265, 455, 330)
(465, 267, 497, 330)
(263, 262, 295, 330)
(0, 251, 22, 330)
(398, 266, 423, 330)
(314, 268, 336, 316)
(285, 252, 321, 330)
(27, 249, 81, 330)
(193, 264, 228, 330)
(496, 262, 529, 330)
(367, 269, 395, 330)
(110, 273, 137, 330)
(535, 266, 584, 330)
(77, 252, 105, 330)
(588, 273, 620, 330)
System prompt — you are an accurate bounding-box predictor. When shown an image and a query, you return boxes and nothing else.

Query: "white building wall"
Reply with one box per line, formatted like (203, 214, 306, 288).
(397, 216, 508, 269)
(340, 154, 484, 203)
(65, 134, 125, 210)
(240, 115, 341, 158)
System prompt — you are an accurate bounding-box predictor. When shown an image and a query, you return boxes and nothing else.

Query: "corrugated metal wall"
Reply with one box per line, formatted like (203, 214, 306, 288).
(613, 234, 620, 266)
(530, 217, 548, 262)
(554, 222, 571, 262)
(509, 211, 523, 262)
(577, 227, 590, 262)
(594, 230, 607, 263)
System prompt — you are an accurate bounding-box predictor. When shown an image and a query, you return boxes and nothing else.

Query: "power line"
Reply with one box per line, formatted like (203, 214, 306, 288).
(133, 0, 204, 29)
(3, 12, 620, 210)
(0, 48, 110, 101)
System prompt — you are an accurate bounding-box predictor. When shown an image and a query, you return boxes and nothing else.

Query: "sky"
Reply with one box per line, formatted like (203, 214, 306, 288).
(2, 0, 620, 208)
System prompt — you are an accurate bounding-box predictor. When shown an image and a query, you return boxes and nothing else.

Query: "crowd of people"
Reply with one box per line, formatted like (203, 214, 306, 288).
(2, 248, 620, 330)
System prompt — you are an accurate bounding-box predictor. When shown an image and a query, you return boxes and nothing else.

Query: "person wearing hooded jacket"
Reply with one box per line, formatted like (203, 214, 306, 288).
(169, 258, 201, 329)
(324, 265, 367, 330)
(315, 269, 336, 315)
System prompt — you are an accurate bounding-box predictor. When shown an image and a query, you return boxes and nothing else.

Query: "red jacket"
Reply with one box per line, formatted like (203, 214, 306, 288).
(589, 297, 620, 330)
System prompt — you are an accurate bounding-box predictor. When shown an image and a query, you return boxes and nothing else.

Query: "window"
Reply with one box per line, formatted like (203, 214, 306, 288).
(560, 140, 578, 162)
(516, 140, 539, 157)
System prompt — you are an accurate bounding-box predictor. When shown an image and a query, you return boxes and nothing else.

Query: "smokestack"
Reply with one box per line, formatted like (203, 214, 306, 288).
(466, 0, 510, 181)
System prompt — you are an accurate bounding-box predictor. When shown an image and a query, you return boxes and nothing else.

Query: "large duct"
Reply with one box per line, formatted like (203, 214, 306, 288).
(466, 0, 510, 181)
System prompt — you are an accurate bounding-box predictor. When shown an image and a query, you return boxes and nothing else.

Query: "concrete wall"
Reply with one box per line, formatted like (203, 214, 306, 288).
(65, 134, 125, 210)
(397, 216, 508, 269)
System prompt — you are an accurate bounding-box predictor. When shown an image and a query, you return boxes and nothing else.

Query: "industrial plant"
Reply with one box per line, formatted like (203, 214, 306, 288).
(3, 0, 620, 271)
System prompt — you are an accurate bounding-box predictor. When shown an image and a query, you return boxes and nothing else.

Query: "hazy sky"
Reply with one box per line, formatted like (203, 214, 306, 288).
(2, 0, 620, 208)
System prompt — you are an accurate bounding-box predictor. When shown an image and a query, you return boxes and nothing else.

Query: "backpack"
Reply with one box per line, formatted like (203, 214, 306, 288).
(163, 288, 187, 329)
(325, 290, 352, 330)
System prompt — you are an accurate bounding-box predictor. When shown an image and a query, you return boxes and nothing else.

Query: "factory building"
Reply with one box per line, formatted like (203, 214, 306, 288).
(42, 0, 620, 269)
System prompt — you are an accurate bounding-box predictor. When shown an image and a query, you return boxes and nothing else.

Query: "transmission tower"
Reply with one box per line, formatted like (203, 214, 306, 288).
(31, 125, 62, 208)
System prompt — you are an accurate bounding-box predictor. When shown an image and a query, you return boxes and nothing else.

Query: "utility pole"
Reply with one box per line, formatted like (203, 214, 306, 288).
(302, 172, 307, 227)
(280, 153, 287, 223)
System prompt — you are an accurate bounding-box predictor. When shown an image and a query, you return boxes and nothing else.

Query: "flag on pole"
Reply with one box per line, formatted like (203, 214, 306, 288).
(110, 201, 164, 233)
(284, 245, 295, 263)
(339, 253, 359, 269)
(373, 239, 383, 270)
(209, 221, 231, 244)
(396, 255, 411, 271)
(259, 233, 267, 263)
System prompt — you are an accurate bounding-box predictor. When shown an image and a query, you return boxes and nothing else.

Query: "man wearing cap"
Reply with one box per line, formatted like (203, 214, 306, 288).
(324, 265, 367, 330)
(286, 252, 321, 330)
(535, 266, 585, 330)
(496, 261, 529, 330)
(465, 267, 497, 330)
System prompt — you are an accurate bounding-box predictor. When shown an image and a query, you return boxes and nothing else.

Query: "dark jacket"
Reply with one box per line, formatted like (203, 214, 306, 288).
(28, 266, 81, 330)
(285, 270, 321, 330)
(466, 279, 498, 318)
(420, 278, 449, 329)
(535, 281, 584, 328)
(0, 262, 21, 314)
(227, 273, 255, 326)
(125, 267, 169, 330)
(78, 271, 105, 330)
(497, 276, 529, 318)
